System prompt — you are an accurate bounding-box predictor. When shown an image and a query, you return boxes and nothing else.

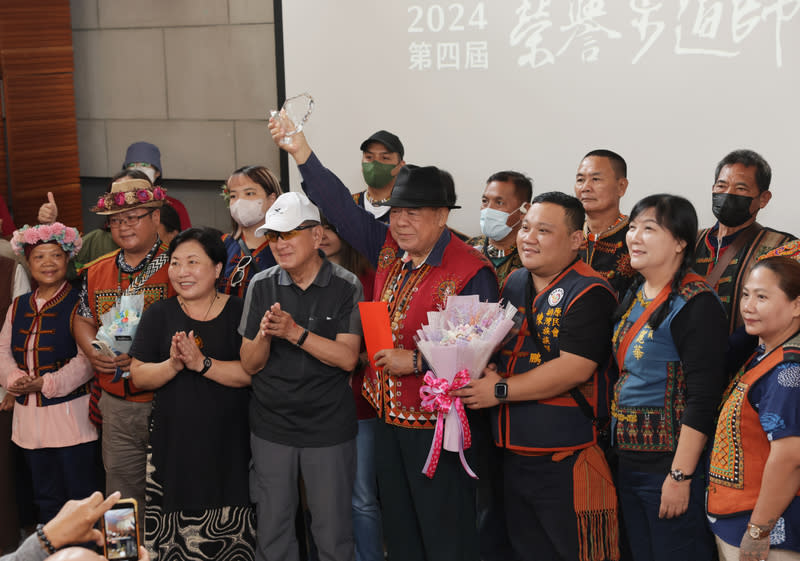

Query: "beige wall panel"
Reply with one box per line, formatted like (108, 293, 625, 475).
(165, 184, 231, 232)
(106, 119, 235, 180)
(234, 120, 280, 173)
(71, 0, 98, 29)
(98, 0, 228, 28)
(164, 24, 276, 120)
(73, 29, 167, 119)
(229, 0, 274, 24)
(77, 119, 108, 176)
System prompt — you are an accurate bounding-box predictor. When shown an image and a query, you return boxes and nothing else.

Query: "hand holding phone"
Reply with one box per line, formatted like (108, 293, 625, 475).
(102, 499, 140, 561)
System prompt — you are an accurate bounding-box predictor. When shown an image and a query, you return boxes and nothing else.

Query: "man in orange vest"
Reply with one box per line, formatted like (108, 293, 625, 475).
(73, 178, 174, 527)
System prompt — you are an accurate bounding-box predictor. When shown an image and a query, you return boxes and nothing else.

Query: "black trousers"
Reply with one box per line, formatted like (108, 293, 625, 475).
(504, 451, 581, 561)
(375, 418, 480, 561)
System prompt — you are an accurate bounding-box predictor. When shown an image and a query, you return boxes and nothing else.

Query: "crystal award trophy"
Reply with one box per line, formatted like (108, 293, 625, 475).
(270, 93, 314, 145)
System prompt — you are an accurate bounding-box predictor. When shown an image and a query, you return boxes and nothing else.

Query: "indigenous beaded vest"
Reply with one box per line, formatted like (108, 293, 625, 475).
(467, 235, 523, 289)
(611, 273, 713, 453)
(492, 261, 615, 453)
(693, 224, 794, 333)
(85, 246, 173, 401)
(363, 231, 493, 428)
(579, 215, 636, 297)
(708, 332, 800, 517)
(11, 284, 87, 406)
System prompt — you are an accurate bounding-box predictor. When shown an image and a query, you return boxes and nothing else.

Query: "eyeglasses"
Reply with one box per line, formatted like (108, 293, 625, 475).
(263, 224, 316, 243)
(230, 255, 252, 288)
(108, 210, 155, 228)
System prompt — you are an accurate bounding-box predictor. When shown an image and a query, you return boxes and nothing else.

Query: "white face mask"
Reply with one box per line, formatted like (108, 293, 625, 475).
(480, 207, 518, 241)
(129, 164, 157, 184)
(230, 198, 265, 228)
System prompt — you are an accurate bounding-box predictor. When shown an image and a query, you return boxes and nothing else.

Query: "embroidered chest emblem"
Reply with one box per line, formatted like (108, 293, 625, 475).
(378, 247, 397, 271)
(436, 279, 458, 305)
(548, 288, 564, 307)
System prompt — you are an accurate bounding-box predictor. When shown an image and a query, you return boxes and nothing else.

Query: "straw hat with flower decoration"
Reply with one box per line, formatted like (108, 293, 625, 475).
(91, 178, 167, 215)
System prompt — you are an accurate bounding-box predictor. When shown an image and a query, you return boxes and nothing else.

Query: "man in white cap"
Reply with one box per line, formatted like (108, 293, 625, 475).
(239, 192, 363, 561)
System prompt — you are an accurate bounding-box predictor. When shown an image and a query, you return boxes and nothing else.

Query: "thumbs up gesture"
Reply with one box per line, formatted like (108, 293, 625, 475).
(38, 191, 58, 224)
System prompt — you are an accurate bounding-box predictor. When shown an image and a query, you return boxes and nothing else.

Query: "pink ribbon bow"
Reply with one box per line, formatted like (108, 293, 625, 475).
(419, 369, 477, 479)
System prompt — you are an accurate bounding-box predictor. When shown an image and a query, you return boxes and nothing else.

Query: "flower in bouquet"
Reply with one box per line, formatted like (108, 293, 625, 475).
(415, 294, 519, 479)
(96, 295, 145, 382)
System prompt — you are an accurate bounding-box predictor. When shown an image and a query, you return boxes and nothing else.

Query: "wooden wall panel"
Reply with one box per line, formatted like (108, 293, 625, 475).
(0, 3, 72, 50)
(0, 1, 82, 231)
(0, 117, 7, 229)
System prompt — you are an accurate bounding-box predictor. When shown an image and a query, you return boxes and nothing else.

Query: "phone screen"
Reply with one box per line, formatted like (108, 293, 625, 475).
(103, 501, 139, 561)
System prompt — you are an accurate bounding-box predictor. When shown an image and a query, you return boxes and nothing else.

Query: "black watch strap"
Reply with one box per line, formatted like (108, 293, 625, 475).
(494, 381, 508, 400)
(670, 469, 693, 482)
(198, 356, 212, 375)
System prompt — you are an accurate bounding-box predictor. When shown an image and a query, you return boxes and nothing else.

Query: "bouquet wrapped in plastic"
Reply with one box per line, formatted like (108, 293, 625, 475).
(92, 294, 144, 382)
(415, 294, 519, 478)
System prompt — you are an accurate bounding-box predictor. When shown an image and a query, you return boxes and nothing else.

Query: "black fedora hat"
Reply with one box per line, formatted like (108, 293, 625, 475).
(376, 165, 460, 209)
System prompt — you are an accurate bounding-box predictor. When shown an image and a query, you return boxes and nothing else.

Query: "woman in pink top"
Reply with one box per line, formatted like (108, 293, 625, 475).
(0, 223, 98, 523)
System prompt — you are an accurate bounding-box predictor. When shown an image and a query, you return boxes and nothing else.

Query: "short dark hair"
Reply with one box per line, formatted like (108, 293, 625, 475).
(229, 165, 283, 198)
(582, 149, 627, 179)
(531, 191, 585, 232)
(714, 149, 771, 192)
(750, 256, 800, 301)
(159, 203, 181, 234)
(486, 171, 533, 204)
(168, 227, 226, 265)
(112, 168, 152, 184)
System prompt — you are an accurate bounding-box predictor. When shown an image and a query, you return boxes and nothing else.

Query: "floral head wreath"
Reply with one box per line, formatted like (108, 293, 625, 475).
(220, 181, 231, 206)
(91, 178, 167, 215)
(11, 222, 83, 258)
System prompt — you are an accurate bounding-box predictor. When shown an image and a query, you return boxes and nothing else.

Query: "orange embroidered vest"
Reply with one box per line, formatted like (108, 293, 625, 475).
(708, 332, 800, 517)
(85, 246, 173, 401)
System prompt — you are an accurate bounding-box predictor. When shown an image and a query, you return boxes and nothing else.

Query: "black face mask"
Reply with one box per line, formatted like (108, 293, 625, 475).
(712, 193, 754, 228)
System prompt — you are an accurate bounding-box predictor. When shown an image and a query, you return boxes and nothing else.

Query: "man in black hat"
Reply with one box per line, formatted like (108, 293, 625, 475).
(270, 122, 497, 561)
(354, 130, 405, 224)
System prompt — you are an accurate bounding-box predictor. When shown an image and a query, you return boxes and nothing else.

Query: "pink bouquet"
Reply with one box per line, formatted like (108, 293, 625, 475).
(416, 295, 519, 478)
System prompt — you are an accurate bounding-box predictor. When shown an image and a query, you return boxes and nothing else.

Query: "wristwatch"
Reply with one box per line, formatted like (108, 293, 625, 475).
(198, 356, 212, 375)
(669, 469, 693, 482)
(494, 381, 509, 401)
(747, 522, 772, 540)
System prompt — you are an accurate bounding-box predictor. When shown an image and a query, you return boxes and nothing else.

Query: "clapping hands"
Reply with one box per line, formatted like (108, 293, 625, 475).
(169, 330, 205, 373)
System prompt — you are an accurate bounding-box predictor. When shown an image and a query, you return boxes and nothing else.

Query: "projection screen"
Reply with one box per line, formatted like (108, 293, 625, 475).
(279, 1, 800, 237)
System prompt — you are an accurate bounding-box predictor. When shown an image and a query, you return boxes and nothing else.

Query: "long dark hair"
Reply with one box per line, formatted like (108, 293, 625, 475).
(320, 215, 372, 278)
(615, 194, 698, 330)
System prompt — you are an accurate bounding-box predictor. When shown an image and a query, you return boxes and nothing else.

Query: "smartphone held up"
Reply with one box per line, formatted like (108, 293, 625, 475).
(102, 499, 140, 561)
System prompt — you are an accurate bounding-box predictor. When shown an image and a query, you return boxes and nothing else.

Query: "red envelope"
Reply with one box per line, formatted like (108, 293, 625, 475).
(358, 302, 393, 371)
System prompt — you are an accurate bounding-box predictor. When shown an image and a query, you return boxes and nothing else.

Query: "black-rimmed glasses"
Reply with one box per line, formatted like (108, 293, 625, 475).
(230, 255, 252, 288)
(108, 210, 155, 228)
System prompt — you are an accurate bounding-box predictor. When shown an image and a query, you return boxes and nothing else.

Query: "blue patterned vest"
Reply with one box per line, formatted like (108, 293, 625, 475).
(611, 274, 713, 452)
(11, 284, 87, 406)
(492, 260, 616, 453)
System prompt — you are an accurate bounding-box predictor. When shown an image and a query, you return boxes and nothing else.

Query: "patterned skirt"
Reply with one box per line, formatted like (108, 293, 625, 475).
(144, 449, 256, 561)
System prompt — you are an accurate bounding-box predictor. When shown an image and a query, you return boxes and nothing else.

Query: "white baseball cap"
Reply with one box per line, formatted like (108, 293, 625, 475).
(255, 191, 321, 234)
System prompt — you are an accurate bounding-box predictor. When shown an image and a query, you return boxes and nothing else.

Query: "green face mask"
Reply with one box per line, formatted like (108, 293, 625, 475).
(362, 161, 396, 189)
